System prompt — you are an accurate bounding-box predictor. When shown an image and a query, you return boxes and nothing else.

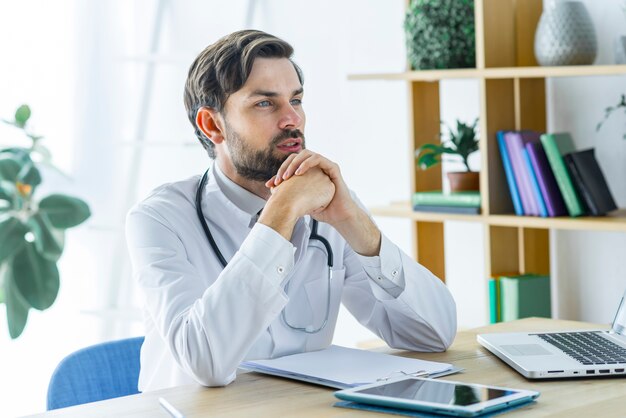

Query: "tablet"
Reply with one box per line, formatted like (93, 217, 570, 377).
(334, 376, 539, 417)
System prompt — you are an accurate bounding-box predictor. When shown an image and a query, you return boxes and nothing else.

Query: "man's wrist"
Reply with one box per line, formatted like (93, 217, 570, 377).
(333, 207, 381, 257)
(258, 196, 300, 241)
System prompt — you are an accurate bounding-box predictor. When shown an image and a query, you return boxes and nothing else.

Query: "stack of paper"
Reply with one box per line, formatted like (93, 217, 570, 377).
(239, 345, 457, 389)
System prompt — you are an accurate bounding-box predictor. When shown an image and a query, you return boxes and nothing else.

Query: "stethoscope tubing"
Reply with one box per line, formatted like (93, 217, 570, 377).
(195, 168, 333, 333)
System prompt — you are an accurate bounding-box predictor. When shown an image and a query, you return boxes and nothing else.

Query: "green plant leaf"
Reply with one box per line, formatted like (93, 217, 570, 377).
(14, 105, 31, 128)
(11, 242, 60, 311)
(416, 143, 445, 154)
(0, 155, 21, 182)
(2, 262, 31, 339)
(0, 150, 41, 188)
(0, 217, 28, 264)
(18, 159, 42, 187)
(39, 194, 91, 229)
(27, 213, 65, 261)
(418, 153, 442, 169)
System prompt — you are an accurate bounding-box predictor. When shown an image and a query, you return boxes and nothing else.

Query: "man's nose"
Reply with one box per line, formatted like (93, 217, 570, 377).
(278, 105, 303, 130)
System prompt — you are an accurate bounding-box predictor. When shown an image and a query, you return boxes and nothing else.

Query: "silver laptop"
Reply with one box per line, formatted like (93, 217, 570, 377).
(477, 294, 626, 379)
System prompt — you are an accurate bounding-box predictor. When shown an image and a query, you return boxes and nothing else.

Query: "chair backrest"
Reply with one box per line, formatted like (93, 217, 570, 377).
(47, 336, 144, 410)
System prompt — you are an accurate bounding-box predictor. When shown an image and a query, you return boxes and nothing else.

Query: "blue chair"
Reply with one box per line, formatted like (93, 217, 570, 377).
(47, 336, 144, 410)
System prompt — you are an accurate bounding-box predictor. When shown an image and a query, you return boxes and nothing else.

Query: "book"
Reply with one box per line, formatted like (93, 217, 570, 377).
(412, 205, 481, 215)
(539, 133, 585, 217)
(504, 131, 542, 216)
(412, 191, 480, 207)
(499, 274, 551, 322)
(563, 148, 617, 216)
(488, 277, 501, 324)
(496, 131, 524, 215)
(522, 148, 548, 217)
(525, 142, 568, 217)
(239, 345, 457, 389)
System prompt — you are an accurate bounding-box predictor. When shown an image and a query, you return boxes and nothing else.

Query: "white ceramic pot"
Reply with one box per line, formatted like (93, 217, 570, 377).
(534, 1, 598, 66)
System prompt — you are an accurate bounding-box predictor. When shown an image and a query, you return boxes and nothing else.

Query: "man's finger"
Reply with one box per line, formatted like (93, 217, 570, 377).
(274, 153, 299, 185)
(283, 153, 317, 179)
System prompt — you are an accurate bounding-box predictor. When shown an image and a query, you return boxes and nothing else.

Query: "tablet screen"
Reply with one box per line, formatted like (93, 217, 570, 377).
(356, 379, 517, 406)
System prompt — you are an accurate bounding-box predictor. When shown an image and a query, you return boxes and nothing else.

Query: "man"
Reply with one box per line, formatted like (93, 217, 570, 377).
(126, 30, 456, 392)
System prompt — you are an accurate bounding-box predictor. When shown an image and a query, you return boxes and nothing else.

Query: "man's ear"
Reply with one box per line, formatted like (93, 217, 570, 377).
(196, 107, 225, 145)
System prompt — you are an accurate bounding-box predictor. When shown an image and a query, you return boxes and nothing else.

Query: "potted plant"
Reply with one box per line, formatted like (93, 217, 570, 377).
(0, 105, 90, 338)
(415, 118, 480, 192)
(404, 0, 476, 70)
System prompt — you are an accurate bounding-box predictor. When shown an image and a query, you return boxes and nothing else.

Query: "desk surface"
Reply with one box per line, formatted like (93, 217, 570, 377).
(25, 318, 626, 418)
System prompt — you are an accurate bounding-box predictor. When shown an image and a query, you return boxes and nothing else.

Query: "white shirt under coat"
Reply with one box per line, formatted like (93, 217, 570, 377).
(126, 163, 457, 392)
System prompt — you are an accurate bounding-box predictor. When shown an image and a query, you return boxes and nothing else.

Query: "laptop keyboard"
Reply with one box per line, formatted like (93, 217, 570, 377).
(536, 332, 626, 365)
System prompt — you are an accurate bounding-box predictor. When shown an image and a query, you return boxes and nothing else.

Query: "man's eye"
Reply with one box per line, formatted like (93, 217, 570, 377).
(290, 98, 302, 106)
(256, 100, 271, 108)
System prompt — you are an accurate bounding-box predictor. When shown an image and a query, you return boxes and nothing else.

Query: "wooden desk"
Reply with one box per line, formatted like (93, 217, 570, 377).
(25, 318, 626, 417)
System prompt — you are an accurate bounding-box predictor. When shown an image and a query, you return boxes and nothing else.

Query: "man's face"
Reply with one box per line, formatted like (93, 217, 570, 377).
(220, 57, 306, 182)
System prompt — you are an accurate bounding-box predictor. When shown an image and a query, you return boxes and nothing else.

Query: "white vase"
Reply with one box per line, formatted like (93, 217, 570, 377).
(534, 1, 598, 66)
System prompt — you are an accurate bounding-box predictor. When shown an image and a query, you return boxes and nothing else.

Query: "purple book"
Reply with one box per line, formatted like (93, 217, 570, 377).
(504, 131, 541, 216)
(525, 142, 568, 217)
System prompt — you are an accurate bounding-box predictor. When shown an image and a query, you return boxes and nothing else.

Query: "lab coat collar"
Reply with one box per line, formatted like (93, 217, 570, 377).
(212, 162, 266, 220)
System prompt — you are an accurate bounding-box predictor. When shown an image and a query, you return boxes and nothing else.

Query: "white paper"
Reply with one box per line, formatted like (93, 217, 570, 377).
(240, 345, 453, 388)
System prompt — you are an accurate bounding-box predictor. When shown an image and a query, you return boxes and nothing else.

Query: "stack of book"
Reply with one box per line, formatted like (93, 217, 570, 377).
(497, 131, 617, 217)
(489, 273, 551, 323)
(412, 191, 481, 215)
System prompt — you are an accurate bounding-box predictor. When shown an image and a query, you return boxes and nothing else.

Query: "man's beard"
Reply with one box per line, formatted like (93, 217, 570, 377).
(225, 122, 306, 182)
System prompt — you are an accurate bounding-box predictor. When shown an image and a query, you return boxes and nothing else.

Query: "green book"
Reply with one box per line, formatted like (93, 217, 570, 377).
(488, 278, 501, 324)
(499, 274, 551, 322)
(412, 191, 481, 207)
(539, 133, 585, 217)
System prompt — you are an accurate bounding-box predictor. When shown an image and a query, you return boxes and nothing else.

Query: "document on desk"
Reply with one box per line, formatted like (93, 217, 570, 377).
(239, 345, 459, 389)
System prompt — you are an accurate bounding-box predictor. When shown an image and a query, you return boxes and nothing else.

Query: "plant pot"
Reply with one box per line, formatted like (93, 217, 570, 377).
(447, 171, 479, 192)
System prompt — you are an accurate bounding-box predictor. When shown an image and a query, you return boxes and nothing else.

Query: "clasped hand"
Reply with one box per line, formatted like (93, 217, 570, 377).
(265, 150, 358, 226)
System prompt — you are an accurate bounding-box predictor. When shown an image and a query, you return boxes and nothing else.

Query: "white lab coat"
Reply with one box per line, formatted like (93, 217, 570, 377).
(126, 164, 456, 392)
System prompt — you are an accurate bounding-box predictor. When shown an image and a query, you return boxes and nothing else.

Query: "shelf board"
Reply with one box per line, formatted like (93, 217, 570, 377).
(370, 203, 626, 233)
(370, 202, 485, 223)
(348, 64, 626, 82)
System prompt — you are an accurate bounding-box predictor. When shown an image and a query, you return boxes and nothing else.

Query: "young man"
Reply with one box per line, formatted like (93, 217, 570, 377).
(126, 30, 456, 392)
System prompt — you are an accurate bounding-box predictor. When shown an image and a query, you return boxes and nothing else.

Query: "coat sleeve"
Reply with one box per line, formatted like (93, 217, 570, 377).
(340, 233, 457, 352)
(126, 205, 292, 386)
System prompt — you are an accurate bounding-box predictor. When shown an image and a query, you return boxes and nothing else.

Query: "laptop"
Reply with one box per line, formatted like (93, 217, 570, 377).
(477, 294, 626, 379)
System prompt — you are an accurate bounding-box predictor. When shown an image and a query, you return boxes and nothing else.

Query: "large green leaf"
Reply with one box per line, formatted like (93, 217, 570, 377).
(38, 194, 91, 229)
(0, 217, 28, 264)
(2, 262, 30, 339)
(18, 160, 42, 187)
(0, 156, 21, 182)
(0, 151, 41, 188)
(11, 242, 60, 311)
(14, 105, 31, 128)
(27, 213, 65, 261)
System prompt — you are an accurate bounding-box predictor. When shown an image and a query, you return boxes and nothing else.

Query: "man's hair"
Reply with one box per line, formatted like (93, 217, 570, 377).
(184, 30, 303, 158)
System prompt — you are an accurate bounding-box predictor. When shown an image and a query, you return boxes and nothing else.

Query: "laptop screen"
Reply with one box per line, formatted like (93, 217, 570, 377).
(612, 295, 626, 335)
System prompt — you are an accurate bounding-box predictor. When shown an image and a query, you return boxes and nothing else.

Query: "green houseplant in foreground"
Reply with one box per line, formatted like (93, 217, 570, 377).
(415, 118, 480, 191)
(404, 0, 476, 70)
(0, 105, 90, 338)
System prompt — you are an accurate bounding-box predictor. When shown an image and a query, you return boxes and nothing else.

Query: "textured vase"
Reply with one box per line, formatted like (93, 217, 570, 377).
(534, 1, 597, 66)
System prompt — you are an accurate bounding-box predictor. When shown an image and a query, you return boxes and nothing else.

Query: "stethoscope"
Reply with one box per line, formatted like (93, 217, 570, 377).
(195, 169, 334, 334)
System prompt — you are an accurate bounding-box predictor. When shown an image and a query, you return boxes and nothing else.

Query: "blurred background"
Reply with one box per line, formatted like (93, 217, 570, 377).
(1, 1, 625, 416)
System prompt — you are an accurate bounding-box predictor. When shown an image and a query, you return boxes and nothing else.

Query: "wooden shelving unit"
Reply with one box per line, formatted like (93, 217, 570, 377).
(349, 0, 626, 321)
